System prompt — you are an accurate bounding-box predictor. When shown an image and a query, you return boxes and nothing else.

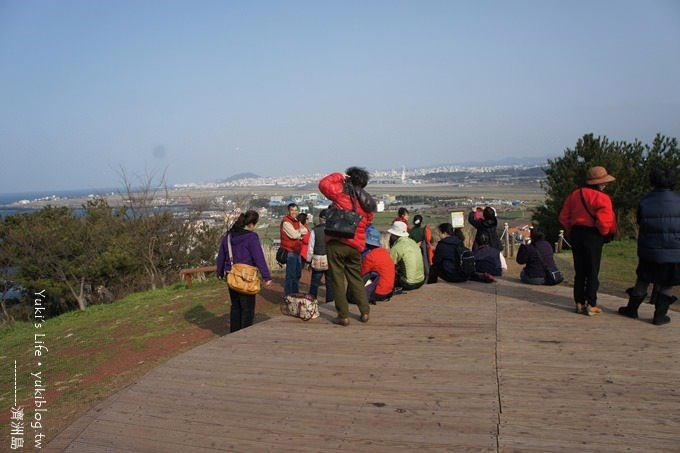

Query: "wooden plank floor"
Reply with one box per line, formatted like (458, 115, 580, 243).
(47, 279, 680, 452)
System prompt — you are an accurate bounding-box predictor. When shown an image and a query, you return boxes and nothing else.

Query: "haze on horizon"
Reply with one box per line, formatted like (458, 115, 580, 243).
(1, 0, 679, 194)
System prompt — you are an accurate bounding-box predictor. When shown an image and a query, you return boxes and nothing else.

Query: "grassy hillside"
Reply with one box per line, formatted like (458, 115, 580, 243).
(0, 274, 285, 445)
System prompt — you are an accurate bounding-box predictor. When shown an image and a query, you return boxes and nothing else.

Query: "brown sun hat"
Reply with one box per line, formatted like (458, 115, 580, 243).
(586, 166, 616, 185)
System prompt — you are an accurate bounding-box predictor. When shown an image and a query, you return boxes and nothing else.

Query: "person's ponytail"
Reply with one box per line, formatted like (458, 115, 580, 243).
(229, 210, 259, 233)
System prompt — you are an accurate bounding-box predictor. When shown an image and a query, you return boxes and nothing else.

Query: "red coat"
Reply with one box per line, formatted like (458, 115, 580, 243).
(319, 173, 376, 253)
(299, 227, 310, 261)
(280, 215, 303, 254)
(559, 187, 617, 236)
(361, 248, 395, 296)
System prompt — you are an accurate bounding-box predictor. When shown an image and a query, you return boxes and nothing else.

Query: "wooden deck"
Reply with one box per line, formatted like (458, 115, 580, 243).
(48, 279, 680, 452)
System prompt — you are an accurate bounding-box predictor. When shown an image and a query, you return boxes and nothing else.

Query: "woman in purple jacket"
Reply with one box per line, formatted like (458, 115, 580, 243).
(217, 210, 272, 333)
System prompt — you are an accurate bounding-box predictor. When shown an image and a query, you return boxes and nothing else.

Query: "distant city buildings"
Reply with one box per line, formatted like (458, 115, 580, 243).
(173, 163, 545, 190)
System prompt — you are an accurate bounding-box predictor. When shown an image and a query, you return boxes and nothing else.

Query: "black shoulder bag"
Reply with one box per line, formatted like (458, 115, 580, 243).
(324, 184, 362, 239)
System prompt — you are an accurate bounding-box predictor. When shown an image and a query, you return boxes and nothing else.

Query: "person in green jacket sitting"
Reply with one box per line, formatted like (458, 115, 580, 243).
(388, 221, 425, 291)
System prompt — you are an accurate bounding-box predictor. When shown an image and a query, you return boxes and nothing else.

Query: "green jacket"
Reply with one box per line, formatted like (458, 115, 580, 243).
(390, 236, 425, 284)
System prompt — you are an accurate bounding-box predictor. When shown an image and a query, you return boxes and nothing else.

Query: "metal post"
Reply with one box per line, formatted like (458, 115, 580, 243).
(557, 230, 564, 253)
(504, 222, 512, 258)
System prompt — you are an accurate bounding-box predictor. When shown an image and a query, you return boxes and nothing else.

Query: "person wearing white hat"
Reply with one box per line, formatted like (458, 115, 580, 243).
(388, 221, 425, 291)
(559, 166, 618, 316)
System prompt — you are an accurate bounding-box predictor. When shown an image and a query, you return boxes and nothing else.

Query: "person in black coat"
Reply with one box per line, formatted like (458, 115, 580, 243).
(468, 206, 502, 251)
(431, 223, 470, 283)
(516, 227, 558, 285)
(619, 168, 680, 325)
(473, 232, 503, 277)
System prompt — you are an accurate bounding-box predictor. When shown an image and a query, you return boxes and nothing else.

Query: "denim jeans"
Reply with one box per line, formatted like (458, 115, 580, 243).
(310, 269, 334, 302)
(284, 252, 302, 296)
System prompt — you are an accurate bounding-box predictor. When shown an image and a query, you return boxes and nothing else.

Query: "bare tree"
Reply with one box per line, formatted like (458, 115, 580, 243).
(116, 165, 172, 290)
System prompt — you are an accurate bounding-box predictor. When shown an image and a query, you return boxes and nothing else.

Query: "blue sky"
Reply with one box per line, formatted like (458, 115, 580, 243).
(1, 0, 679, 193)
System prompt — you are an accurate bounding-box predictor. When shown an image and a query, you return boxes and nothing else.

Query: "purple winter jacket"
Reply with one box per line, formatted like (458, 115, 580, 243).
(216, 230, 271, 281)
(516, 240, 557, 279)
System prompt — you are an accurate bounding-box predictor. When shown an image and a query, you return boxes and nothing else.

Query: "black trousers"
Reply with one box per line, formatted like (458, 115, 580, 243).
(570, 226, 605, 306)
(228, 287, 256, 333)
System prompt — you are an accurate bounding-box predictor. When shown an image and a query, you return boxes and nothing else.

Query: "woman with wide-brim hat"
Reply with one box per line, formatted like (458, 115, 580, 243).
(559, 166, 618, 316)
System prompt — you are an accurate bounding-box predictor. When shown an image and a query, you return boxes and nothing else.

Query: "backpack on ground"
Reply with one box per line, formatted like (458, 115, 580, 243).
(459, 246, 476, 277)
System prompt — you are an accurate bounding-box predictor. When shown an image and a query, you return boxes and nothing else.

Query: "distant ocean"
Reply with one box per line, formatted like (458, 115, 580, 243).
(0, 188, 117, 217)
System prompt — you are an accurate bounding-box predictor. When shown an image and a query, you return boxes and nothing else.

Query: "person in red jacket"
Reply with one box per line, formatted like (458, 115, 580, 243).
(319, 167, 377, 326)
(559, 166, 618, 316)
(361, 225, 395, 302)
(280, 203, 308, 296)
(297, 212, 311, 262)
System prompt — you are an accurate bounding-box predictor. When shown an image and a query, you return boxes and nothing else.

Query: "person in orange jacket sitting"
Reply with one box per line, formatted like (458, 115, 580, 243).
(559, 166, 618, 316)
(361, 225, 396, 302)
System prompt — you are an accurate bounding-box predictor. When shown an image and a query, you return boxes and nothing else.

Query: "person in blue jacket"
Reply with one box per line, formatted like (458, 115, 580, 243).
(618, 168, 680, 325)
(473, 231, 503, 277)
(432, 223, 470, 283)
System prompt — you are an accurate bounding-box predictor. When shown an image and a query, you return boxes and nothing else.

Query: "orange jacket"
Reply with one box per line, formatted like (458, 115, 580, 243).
(559, 187, 617, 236)
(361, 247, 395, 296)
(424, 225, 434, 265)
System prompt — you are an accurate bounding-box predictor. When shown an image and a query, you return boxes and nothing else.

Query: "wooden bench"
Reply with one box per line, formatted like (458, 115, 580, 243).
(179, 265, 217, 288)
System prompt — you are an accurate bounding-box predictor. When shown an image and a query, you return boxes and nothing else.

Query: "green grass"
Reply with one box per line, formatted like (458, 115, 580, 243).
(0, 278, 249, 444)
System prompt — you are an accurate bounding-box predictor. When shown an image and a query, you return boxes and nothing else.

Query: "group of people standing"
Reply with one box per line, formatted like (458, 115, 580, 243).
(559, 166, 679, 324)
(217, 164, 678, 332)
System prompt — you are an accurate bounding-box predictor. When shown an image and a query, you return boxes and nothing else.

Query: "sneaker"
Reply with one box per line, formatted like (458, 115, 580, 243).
(586, 305, 602, 316)
(575, 303, 585, 314)
(484, 273, 496, 283)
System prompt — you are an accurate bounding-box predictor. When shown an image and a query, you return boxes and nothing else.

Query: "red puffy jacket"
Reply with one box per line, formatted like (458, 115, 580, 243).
(319, 173, 376, 253)
(559, 187, 617, 237)
(361, 247, 395, 296)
